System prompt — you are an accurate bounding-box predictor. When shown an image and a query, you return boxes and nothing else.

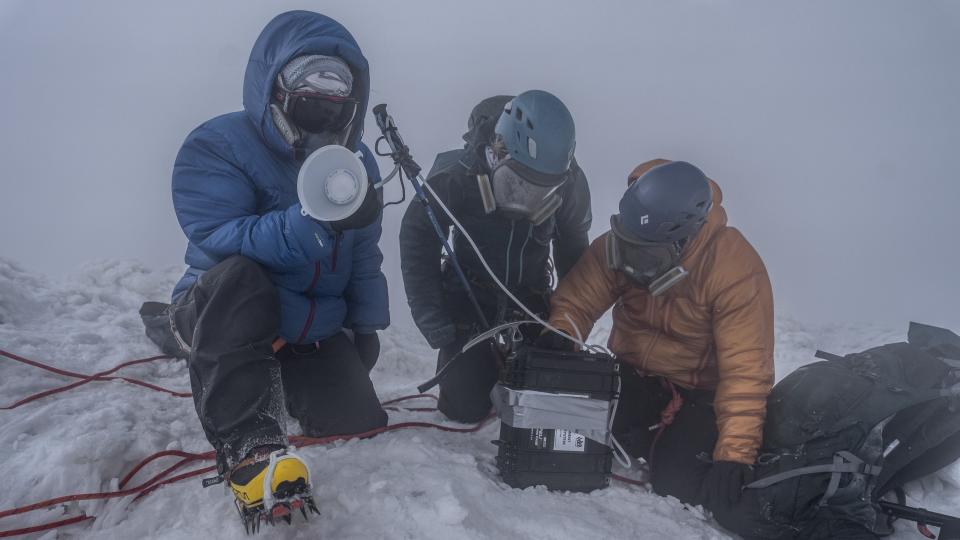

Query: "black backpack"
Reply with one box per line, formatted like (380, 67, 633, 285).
(723, 323, 960, 540)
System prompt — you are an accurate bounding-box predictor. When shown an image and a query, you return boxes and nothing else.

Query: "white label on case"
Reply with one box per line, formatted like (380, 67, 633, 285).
(552, 429, 586, 452)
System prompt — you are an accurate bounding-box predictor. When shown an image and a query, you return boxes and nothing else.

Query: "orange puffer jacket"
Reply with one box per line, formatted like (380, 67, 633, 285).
(548, 160, 774, 464)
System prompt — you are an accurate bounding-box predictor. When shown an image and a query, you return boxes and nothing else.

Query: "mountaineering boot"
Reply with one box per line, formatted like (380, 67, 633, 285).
(228, 447, 319, 533)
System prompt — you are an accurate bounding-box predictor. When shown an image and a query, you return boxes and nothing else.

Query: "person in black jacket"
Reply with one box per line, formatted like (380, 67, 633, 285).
(399, 91, 592, 422)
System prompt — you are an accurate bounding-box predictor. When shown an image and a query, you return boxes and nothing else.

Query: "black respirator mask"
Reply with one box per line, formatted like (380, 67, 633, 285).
(271, 89, 358, 156)
(476, 146, 565, 225)
(606, 215, 689, 296)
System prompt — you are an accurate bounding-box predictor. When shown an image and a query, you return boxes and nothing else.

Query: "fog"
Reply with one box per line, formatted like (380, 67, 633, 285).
(1, 0, 958, 329)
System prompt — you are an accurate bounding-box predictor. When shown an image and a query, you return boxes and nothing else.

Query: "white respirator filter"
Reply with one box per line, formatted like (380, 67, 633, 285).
(297, 145, 369, 221)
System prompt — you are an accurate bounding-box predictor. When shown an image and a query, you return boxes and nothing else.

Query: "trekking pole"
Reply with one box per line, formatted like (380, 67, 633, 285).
(372, 104, 490, 333)
(879, 501, 960, 540)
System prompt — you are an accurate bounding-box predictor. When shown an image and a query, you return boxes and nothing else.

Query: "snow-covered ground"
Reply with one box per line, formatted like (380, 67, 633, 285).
(1, 257, 957, 539)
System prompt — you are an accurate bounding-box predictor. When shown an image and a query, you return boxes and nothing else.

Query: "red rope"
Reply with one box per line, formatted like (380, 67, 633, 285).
(0, 392, 655, 539)
(611, 473, 647, 487)
(0, 353, 446, 410)
(0, 514, 96, 538)
(0, 348, 483, 536)
(0, 349, 188, 409)
(0, 404, 486, 537)
(647, 379, 683, 468)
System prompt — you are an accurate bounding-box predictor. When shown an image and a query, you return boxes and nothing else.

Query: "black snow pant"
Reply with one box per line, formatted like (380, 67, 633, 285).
(436, 332, 501, 423)
(163, 256, 387, 470)
(612, 367, 719, 506)
(435, 290, 547, 424)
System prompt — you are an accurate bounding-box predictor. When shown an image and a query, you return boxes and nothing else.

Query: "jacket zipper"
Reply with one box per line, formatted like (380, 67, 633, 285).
(306, 261, 321, 292)
(296, 258, 323, 343)
(296, 300, 317, 344)
(515, 223, 533, 286)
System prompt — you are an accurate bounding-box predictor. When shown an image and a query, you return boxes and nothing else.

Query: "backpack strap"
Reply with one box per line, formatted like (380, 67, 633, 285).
(745, 451, 882, 490)
(814, 350, 845, 362)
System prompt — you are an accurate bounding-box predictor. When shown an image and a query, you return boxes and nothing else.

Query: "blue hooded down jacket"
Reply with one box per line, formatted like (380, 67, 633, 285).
(171, 11, 389, 343)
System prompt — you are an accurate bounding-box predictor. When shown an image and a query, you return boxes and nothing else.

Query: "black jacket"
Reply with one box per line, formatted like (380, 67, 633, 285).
(399, 96, 592, 348)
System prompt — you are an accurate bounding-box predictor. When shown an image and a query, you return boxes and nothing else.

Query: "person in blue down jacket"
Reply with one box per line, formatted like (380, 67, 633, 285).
(140, 11, 389, 521)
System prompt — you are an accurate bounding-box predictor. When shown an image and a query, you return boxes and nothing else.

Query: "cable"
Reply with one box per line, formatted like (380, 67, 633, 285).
(419, 176, 590, 350)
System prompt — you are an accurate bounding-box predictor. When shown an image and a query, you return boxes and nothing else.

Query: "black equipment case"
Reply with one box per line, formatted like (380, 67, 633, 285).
(494, 347, 619, 492)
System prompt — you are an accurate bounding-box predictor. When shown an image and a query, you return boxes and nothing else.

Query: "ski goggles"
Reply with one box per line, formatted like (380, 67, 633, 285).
(606, 215, 688, 295)
(482, 158, 566, 225)
(276, 89, 359, 134)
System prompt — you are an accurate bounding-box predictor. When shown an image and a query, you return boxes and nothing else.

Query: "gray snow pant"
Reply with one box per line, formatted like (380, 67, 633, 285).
(148, 256, 387, 470)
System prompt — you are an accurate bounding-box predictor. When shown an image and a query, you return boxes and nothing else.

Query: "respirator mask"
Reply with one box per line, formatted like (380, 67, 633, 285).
(606, 215, 688, 296)
(477, 145, 565, 225)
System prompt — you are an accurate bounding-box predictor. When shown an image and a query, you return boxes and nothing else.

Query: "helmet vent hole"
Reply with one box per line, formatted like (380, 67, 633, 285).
(515, 108, 523, 121)
(696, 201, 707, 208)
(526, 119, 534, 130)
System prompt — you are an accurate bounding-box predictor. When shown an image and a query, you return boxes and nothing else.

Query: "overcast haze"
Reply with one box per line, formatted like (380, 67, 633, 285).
(1, 0, 958, 330)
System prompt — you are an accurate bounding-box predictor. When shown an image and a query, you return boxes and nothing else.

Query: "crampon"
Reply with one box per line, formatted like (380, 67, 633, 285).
(226, 448, 320, 534)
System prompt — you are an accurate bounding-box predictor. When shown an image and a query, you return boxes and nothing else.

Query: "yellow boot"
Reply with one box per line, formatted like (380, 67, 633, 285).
(228, 448, 318, 533)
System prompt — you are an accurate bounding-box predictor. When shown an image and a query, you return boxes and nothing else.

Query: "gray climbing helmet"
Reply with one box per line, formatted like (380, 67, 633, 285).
(494, 90, 575, 178)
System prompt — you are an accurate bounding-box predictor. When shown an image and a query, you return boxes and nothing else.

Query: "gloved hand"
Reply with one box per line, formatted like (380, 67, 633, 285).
(701, 460, 752, 510)
(534, 330, 578, 351)
(354, 332, 381, 372)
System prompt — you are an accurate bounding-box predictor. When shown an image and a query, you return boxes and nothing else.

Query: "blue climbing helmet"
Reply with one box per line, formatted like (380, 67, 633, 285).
(615, 161, 712, 243)
(607, 161, 713, 295)
(494, 90, 576, 178)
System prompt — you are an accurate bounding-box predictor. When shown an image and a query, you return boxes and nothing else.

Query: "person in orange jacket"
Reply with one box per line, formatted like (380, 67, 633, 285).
(538, 159, 774, 513)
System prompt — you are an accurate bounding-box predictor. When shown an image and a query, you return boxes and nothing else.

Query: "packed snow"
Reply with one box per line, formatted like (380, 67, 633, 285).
(1, 257, 957, 539)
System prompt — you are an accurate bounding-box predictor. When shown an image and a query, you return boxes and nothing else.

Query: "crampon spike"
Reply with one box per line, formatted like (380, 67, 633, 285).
(235, 494, 317, 534)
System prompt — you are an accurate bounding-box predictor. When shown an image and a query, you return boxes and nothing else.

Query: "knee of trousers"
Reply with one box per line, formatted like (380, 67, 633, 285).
(196, 256, 281, 333)
(438, 394, 492, 424)
(200, 255, 280, 312)
(215, 255, 273, 288)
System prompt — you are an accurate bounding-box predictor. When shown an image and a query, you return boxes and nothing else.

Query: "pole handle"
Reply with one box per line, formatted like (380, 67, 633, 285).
(372, 104, 421, 178)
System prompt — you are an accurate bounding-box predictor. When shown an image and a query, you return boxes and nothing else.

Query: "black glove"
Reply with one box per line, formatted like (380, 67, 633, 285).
(534, 331, 577, 351)
(354, 332, 380, 372)
(701, 460, 752, 510)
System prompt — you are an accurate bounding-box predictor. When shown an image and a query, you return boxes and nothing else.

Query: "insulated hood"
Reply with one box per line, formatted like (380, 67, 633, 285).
(459, 95, 514, 172)
(243, 11, 370, 156)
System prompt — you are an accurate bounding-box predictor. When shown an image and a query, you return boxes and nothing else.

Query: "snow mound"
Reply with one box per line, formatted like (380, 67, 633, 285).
(0, 257, 954, 539)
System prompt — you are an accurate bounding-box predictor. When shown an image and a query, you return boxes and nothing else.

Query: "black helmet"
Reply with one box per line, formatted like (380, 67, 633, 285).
(614, 161, 712, 244)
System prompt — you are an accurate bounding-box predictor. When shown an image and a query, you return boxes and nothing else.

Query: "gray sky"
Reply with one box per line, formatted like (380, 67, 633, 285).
(1, 0, 958, 329)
